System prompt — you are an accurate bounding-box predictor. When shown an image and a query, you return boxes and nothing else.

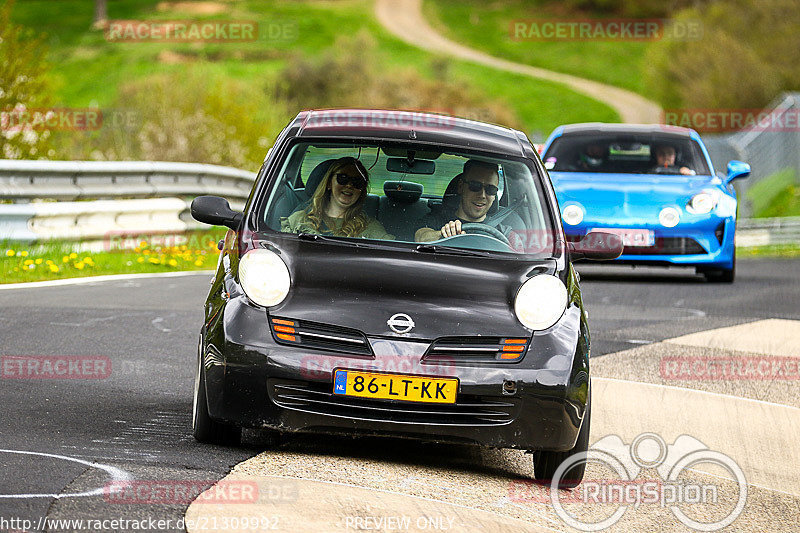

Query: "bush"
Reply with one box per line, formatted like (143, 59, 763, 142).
(644, 0, 800, 110)
(55, 69, 288, 170)
(0, 0, 54, 159)
(275, 31, 521, 129)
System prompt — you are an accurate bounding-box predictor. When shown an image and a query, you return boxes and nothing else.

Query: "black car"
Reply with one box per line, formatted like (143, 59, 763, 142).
(190, 109, 621, 487)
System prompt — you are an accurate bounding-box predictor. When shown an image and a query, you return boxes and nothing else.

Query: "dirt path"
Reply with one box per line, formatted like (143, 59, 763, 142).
(374, 0, 662, 124)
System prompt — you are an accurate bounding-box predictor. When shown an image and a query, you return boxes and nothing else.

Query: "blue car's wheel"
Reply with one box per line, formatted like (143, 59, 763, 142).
(703, 250, 736, 283)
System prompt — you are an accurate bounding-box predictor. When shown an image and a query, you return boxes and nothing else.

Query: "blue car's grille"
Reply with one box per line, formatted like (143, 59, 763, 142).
(622, 237, 707, 255)
(566, 234, 707, 255)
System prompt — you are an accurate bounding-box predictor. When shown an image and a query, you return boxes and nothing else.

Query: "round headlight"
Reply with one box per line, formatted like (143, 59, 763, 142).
(514, 275, 568, 331)
(562, 204, 584, 226)
(659, 207, 681, 228)
(238, 249, 291, 307)
(687, 192, 716, 214)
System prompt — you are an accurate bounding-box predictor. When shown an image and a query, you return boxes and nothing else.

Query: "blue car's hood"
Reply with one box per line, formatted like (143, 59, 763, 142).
(551, 172, 722, 219)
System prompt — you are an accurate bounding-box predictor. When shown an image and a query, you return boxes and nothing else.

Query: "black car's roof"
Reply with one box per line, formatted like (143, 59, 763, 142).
(558, 122, 696, 137)
(287, 109, 532, 157)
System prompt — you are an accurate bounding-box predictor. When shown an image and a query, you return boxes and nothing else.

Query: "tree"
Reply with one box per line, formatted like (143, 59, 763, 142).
(93, 0, 108, 29)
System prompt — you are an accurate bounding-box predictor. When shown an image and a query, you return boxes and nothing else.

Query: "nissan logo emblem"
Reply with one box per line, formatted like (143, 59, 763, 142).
(387, 313, 415, 334)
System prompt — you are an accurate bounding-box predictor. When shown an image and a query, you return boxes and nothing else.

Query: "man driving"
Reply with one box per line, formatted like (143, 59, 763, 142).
(415, 159, 500, 242)
(651, 144, 696, 175)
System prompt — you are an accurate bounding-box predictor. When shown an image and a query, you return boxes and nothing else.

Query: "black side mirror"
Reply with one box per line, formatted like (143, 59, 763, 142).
(568, 231, 624, 261)
(191, 195, 242, 230)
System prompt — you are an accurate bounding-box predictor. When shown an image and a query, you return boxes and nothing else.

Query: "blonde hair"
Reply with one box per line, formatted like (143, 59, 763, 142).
(305, 158, 370, 237)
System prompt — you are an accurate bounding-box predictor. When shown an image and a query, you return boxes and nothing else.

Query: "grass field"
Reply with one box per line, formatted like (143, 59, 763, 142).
(1, 230, 224, 283)
(10, 0, 619, 139)
(745, 169, 800, 218)
(423, 0, 650, 95)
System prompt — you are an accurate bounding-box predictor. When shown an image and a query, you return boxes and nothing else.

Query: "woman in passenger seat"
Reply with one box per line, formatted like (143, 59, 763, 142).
(280, 157, 395, 240)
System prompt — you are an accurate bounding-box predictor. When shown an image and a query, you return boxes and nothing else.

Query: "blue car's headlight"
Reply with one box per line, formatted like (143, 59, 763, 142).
(659, 207, 681, 228)
(562, 204, 584, 226)
(686, 192, 718, 214)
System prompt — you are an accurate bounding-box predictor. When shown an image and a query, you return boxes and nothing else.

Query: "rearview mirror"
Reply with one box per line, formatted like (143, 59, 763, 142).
(726, 160, 750, 183)
(568, 231, 623, 261)
(386, 158, 435, 175)
(191, 195, 242, 230)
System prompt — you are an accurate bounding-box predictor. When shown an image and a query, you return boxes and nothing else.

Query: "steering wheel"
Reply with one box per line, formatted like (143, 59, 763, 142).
(460, 223, 510, 245)
(653, 165, 683, 175)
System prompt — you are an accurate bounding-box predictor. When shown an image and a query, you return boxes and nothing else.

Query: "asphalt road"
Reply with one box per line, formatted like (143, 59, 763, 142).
(0, 258, 797, 532)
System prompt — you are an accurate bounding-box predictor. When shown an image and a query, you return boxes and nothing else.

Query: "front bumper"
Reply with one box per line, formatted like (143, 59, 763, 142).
(201, 295, 590, 452)
(566, 214, 735, 270)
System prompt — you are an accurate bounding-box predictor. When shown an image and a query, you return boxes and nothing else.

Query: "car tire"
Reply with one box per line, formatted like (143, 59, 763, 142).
(704, 250, 735, 283)
(532, 388, 591, 489)
(193, 345, 242, 446)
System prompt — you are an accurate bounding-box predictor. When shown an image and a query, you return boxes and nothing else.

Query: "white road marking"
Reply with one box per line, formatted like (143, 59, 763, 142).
(0, 270, 213, 291)
(0, 449, 133, 499)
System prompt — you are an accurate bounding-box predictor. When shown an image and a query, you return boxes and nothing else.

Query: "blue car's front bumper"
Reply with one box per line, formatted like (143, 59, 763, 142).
(565, 214, 736, 270)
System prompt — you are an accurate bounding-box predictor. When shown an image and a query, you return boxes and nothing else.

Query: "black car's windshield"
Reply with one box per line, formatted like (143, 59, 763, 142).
(543, 133, 711, 175)
(259, 142, 556, 257)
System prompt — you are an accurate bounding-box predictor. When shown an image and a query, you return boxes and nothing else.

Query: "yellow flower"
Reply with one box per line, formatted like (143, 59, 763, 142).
(35, 258, 43, 265)
(137, 257, 145, 263)
(148, 257, 159, 264)
(62, 255, 70, 263)
(69, 252, 77, 259)
(5, 249, 14, 257)
(194, 259, 204, 267)
(49, 264, 59, 273)
(19, 251, 28, 257)
(140, 240, 148, 247)
(46, 259, 54, 265)
(73, 262, 85, 270)
(24, 259, 34, 266)
(143, 250, 150, 255)
(168, 259, 178, 267)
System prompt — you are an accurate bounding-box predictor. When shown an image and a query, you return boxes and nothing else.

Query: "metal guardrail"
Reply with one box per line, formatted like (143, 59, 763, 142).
(0, 159, 797, 247)
(0, 159, 256, 202)
(736, 216, 800, 247)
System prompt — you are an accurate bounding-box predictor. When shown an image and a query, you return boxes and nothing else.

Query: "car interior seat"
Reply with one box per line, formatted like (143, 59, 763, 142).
(378, 181, 428, 241)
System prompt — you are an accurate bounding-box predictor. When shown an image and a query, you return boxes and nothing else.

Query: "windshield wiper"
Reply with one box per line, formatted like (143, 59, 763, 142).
(415, 244, 495, 257)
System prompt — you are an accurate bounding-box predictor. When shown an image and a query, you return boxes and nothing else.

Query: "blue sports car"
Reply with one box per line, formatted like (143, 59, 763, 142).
(541, 123, 750, 282)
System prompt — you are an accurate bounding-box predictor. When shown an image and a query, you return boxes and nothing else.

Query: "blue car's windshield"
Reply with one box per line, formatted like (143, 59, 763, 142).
(543, 133, 711, 175)
(258, 141, 557, 257)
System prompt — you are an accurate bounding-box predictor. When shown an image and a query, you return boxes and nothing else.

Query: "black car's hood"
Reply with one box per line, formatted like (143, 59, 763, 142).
(254, 235, 557, 340)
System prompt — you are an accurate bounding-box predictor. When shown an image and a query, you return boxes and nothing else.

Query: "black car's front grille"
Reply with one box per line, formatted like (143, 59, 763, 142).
(269, 317, 372, 355)
(622, 237, 707, 256)
(424, 336, 529, 362)
(269, 379, 519, 426)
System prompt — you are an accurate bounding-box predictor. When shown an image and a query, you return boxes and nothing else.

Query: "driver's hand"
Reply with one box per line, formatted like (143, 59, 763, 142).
(680, 167, 696, 175)
(440, 220, 465, 238)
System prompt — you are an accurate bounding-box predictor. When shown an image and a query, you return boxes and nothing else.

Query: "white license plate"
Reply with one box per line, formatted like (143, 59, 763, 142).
(591, 228, 655, 247)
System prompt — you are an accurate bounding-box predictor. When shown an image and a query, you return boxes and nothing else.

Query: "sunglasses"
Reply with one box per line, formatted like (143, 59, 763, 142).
(464, 180, 498, 196)
(334, 172, 367, 189)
